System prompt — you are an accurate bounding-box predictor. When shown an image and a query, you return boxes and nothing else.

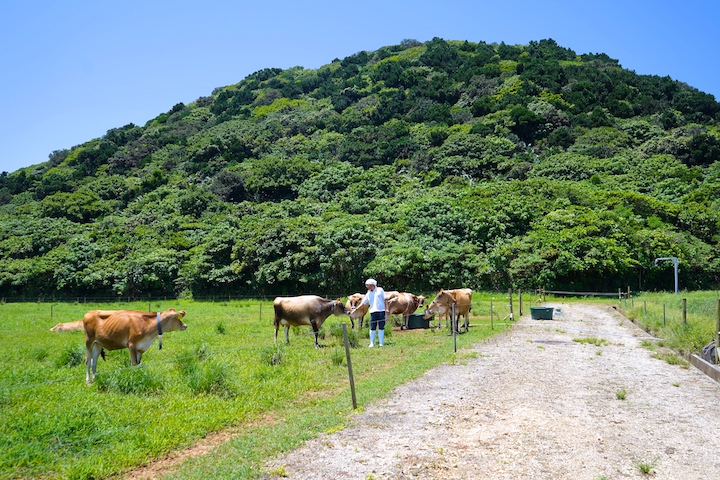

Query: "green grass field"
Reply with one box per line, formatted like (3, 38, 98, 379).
(0, 296, 513, 479)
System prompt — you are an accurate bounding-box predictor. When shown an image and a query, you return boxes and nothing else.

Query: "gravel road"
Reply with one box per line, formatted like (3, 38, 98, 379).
(265, 303, 720, 479)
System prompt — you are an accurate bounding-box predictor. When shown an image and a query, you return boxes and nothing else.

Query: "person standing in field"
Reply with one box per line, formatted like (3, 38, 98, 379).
(352, 278, 388, 347)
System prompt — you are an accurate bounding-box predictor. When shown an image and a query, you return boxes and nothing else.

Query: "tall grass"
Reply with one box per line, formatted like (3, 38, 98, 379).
(0, 296, 510, 479)
(622, 291, 720, 355)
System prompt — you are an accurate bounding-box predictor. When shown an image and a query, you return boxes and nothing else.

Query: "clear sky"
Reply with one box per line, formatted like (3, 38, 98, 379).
(1, 0, 718, 174)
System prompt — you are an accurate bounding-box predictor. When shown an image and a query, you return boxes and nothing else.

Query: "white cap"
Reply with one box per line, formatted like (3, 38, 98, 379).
(365, 278, 377, 286)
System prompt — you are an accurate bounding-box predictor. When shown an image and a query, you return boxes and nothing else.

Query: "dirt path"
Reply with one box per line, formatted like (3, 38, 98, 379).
(264, 303, 720, 479)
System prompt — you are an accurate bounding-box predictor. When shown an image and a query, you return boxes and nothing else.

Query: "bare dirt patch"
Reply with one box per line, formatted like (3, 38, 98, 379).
(265, 303, 720, 479)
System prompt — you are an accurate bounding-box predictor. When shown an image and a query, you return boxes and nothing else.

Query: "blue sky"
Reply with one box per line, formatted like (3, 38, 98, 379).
(1, 0, 718, 174)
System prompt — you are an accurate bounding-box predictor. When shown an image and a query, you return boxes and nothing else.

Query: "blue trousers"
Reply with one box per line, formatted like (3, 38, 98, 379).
(369, 311, 386, 331)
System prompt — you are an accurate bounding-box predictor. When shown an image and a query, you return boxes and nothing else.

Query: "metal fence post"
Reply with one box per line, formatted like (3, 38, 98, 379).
(508, 289, 514, 321)
(490, 298, 493, 330)
(519, 290, 523, 316)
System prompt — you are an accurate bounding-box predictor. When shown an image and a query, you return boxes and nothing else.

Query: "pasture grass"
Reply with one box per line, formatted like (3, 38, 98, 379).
(0, 296, 509, 479)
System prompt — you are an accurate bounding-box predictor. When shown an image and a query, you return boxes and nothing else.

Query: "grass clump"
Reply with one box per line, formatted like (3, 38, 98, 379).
(260, 346, 285, 366)
(55, 343, 85, 368)
(186, 358, 237, 397)
(95, 366, 166, 395)
(633, 456, 657, 475)
(330, 349, 345, 366)
(573, 337, 609, 346)
(652, 350, 689, 368)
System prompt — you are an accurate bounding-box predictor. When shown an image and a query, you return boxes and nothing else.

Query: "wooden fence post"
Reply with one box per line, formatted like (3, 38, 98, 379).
(682, 298, 687, 328)
(342, 324, 357, 410)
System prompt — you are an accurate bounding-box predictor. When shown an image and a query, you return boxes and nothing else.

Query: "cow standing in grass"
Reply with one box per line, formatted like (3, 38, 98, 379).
(345, 293, 368, 330)
(273, 296, 347, 348)
(424, 288, 473, 333)
(385, 291, 427, 327)
(83, 308, 187, 384)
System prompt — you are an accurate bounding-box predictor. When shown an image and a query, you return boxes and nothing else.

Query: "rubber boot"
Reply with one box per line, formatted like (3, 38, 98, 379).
(378, 329, 385, 346)
(369, 329, 376, 348)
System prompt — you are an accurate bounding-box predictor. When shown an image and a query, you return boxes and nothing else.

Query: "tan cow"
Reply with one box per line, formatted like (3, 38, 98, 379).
(274, 295, 347, 347)
(386, 291, 427, 327)
(83, 308, 187, 384)
(345, 293, 368, 330)
(49, 320, 84, 332)
(423, 288, 473, 332)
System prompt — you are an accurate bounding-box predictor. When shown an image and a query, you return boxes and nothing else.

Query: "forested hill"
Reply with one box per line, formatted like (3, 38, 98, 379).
(1, 38, 719, 299)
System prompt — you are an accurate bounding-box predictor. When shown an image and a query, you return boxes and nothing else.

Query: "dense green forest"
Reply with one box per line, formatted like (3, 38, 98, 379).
(1, 38, 719, 299)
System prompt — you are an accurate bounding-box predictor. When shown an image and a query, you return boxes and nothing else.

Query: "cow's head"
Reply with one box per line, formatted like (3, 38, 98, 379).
(332, 298, 348, 315)
(423, 301, 438, 320)
(161, 309, 187, 332)
(423, 296, 449, 319)
(345, 294, 361, 310)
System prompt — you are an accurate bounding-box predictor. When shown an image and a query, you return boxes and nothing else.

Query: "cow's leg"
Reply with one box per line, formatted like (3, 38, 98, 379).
(85, 342, 94, 384)
(284, 326, 290, 344)
(274, 318, 280, 346)
(128, 346, 141, 365)
(311, 319, 320, 348)
(88, 344, 102, 384)
(359, 315, 364, 330)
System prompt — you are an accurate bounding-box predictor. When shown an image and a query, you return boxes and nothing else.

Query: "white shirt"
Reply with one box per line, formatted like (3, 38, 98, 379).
(362, 286, 387, 313)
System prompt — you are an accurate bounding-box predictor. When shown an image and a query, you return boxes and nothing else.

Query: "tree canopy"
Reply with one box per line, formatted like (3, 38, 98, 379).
(1, 38, 719, 298)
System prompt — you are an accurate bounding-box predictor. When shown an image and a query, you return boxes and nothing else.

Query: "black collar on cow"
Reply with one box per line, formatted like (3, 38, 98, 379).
(157, 312, 163, 350)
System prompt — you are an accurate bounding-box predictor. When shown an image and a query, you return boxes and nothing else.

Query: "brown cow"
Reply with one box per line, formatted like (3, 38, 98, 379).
(386, 291, 426, 327)
(274, 295, 347, 347)
(345, 293, 368, 330)
(49, 320, 84, 332)
(420, 301, 451, 329)
(83, 308, 187, 384)
(423, 288, 473, 332)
